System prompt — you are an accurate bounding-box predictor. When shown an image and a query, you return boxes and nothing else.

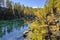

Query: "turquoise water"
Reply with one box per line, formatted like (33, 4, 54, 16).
(0, 20, 29, 40)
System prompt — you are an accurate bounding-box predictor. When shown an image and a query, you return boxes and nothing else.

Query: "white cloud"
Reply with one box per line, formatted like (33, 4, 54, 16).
(32, 6, 38, 8)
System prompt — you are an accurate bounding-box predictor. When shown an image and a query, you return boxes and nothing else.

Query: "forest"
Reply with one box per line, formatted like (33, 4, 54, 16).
(0, 0, 60, 40)
(0, 0, 36, 20)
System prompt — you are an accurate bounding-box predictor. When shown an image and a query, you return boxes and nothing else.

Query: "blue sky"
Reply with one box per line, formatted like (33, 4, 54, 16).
(11, 0, 46, 8)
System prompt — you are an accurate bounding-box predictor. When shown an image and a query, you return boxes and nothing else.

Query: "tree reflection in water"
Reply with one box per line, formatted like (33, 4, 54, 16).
(0, 19, 25, 37)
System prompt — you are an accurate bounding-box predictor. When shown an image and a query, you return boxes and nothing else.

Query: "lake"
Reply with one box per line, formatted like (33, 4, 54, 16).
(0, 19, 29, 40)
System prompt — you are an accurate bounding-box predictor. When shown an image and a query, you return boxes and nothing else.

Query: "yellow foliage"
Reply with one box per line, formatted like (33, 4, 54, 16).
(26, 0, 60, 40)
(28, 21, 47, 40)
(49, 25, 59, 32)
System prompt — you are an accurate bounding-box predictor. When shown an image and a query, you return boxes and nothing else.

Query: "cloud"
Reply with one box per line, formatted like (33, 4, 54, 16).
(32, 6, 38, 8)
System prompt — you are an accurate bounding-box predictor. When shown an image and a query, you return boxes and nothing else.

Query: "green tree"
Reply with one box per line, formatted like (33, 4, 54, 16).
(6, 0, 12, 9)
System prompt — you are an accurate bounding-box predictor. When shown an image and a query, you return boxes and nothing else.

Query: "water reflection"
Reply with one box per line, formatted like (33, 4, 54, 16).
(0, 20, 29, 40)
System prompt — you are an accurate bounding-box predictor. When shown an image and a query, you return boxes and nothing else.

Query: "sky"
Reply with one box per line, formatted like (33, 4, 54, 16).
(11, 0, 46, 8)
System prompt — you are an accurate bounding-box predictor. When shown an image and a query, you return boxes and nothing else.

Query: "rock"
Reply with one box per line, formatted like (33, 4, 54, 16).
(23, 30, 29, 38)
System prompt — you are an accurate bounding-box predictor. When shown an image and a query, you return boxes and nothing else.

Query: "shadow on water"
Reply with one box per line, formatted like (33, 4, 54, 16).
(0, 19, 29, 40)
